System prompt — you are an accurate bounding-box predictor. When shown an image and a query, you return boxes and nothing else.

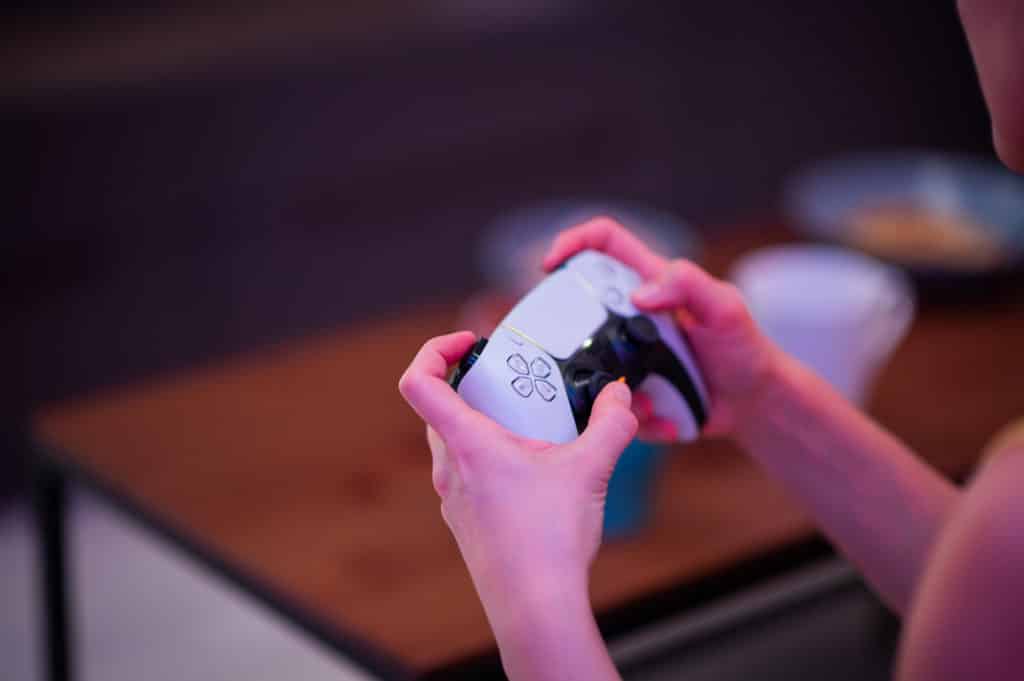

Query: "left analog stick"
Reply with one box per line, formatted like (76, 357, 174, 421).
(585, 371, 616, 401)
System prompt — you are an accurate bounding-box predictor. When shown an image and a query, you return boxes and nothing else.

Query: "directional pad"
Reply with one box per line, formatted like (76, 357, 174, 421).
(507, 354, 529, 375)
(535, 379, 557, 401)
(530, 357, 551, 378)
(511, 376, 534, 398)
(507, 352, 558, 401)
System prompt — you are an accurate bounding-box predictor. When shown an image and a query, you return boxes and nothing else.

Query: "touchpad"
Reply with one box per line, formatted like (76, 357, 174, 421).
(500, 269, 607, 360)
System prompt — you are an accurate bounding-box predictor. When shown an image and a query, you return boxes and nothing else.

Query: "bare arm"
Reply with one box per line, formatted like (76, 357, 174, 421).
(897, 443, 1024, 680)
(474, 565, 620, 681)
(735, 351, 959, 613)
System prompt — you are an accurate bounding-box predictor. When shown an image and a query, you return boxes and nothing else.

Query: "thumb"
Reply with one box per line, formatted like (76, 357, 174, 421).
(574, 381, 639, 473)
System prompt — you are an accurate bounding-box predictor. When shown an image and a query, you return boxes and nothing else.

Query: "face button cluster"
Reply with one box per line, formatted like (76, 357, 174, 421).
(507, 353, 558, 401)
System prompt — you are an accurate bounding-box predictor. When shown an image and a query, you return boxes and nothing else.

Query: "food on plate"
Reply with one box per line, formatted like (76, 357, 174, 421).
(845, 203, 1006, 269)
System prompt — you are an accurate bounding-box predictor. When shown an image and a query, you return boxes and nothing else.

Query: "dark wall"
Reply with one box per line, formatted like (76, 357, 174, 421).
(6, 1, 990, 425)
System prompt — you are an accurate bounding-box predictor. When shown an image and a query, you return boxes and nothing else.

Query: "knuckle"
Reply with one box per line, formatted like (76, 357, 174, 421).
(581, 215, 620, 238)
(667, 258, 698, 281)
(716, 284, 749, 323)
(431, 469, 449, 497)
(397, 369, 417, 399)
(719, 281, 743, 299)
(661, 259, 699, 293)
(590, 214, 620, 229)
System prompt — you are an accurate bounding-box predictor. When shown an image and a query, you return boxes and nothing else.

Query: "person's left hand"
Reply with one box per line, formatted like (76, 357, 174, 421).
(398, 331, 639, 592)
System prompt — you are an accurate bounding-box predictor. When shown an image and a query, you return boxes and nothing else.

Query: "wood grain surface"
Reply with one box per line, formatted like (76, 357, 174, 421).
(33, 228, 1024, 671)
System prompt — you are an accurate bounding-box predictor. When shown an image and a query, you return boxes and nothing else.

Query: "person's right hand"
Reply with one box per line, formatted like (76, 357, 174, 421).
(543, 217, 784, 439)
(398, 333, 637, 681)
(398, 331, 638, 589)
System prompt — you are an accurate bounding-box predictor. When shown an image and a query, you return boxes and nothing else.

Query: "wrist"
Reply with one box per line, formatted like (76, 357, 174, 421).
(475, 566, 606, 681)
(472, 552, 590, 623)
(731, 345, 800, 446)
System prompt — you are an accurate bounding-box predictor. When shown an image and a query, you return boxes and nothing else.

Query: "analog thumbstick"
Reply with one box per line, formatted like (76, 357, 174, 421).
(624, 316, 659, 346)
(586, 371, 616, 401)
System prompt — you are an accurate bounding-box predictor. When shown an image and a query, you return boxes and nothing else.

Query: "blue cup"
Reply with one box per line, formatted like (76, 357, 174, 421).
(603, 439, 667, 539)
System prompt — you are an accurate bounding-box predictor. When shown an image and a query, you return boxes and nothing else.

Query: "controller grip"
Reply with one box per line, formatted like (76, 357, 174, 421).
(449, 337, 489, 391)
(646, 344, 708, 429)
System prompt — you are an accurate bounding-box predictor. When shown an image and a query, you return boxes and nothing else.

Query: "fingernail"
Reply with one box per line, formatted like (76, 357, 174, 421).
(633, 282, 659, 301)
(607, 380, 631, 405)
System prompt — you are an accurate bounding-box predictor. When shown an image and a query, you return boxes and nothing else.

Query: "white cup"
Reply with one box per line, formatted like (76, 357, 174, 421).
(730, 245, 915, 405)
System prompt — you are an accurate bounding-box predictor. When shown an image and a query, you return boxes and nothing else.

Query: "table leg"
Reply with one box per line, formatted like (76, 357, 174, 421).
(32, 457, 74, 681)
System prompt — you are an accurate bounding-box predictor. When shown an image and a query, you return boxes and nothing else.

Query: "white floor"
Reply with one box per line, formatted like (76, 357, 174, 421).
(0, 491, 381, 681)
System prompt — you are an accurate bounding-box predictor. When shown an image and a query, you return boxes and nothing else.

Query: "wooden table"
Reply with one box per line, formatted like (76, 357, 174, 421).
(31, 228, 1024, 680)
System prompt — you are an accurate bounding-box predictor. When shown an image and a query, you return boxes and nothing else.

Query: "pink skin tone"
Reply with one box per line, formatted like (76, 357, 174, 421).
(958, 0, 1024, 172)
(399, 7, 1024, 675)
(400, 218, 1024, 681)
(399, 331, 634, 680)
(543, 220, 782, 442)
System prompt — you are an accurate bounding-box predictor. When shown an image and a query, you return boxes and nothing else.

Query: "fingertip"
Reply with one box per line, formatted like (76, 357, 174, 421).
(454, 329, 477, 344)
(435, 330, 479, 361)
(542, 234, 572, 271)
(631, 281, 660, 304)
(591, 382, 638, 440)
(600, 379, 632, 408)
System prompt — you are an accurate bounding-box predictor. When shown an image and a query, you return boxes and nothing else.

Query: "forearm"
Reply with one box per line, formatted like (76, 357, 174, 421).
(736, 351, 960, 614)
(471, 563, 620, 681)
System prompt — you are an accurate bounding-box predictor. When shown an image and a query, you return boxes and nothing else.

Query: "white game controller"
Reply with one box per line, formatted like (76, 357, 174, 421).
(450, 250, 709, 444)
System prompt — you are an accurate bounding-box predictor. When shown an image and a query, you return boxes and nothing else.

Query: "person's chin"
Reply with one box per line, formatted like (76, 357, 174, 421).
(994, 125, 1024, 175)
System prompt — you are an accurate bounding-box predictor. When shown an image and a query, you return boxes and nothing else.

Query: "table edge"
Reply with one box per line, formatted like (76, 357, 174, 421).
(30, 436, 419, 681)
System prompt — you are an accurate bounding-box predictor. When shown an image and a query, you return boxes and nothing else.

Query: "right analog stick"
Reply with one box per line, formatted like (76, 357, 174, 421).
(624, 316, 659, 346)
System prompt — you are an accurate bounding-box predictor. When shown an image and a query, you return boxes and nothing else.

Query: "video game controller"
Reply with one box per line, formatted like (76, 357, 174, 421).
(450, 250, 709, 444)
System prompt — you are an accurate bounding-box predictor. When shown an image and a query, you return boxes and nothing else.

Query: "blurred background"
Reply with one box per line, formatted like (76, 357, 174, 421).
(1, 1, 1012, 680)
(3, 1, 990, 439)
